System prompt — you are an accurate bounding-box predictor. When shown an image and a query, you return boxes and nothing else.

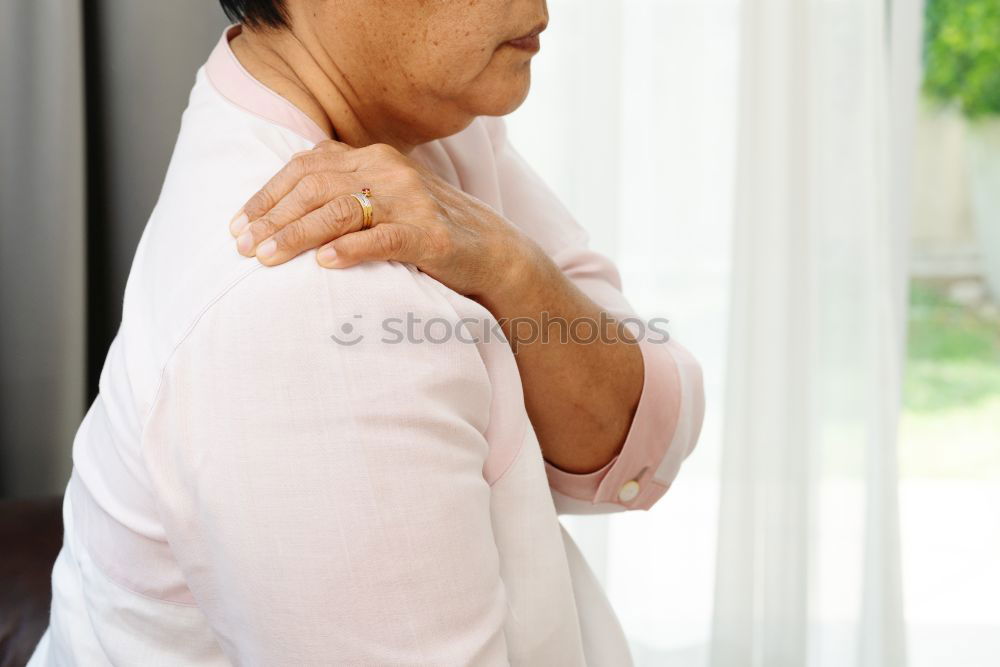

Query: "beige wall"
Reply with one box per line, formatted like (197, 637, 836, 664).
(912, 102, 980, 277)
(914, 103, 974, 245)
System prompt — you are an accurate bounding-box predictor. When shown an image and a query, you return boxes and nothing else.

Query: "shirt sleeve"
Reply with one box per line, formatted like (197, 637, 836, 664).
(485, 116, 706, 514)
(141, 259, 510, 665)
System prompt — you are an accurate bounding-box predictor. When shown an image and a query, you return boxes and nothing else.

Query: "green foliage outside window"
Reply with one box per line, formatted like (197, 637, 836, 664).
(923, 0, 1000, 119)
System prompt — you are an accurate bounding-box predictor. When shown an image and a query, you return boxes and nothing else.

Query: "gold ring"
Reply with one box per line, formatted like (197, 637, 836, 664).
(351, 190, 373, 231)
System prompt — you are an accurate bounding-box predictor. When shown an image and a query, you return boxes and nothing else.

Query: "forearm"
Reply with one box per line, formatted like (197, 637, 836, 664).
(479, 244, 645, 474)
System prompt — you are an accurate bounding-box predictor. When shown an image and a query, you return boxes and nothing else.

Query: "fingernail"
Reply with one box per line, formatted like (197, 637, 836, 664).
(256, 239, 277, 260)
(317, 246, 338, 266)
(230, 212, 249, 236)
(237, 230, 255, 255)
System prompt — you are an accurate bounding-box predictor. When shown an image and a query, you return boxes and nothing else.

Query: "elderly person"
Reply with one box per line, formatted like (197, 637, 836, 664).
(31, 0, 703, 664)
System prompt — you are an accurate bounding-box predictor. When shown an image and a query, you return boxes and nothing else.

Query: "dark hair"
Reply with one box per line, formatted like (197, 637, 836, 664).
(219, 0, 289, 29)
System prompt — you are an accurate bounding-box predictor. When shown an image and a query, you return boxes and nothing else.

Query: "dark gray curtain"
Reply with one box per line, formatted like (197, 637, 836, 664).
(0, 0, 86, 500)
(0, 1, 228, 499)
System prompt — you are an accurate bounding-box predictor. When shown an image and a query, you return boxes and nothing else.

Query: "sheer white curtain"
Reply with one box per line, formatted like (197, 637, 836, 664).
(508, 0, 913, 665)
(509, 0, 739, 663)
(710, 0, 909, 665)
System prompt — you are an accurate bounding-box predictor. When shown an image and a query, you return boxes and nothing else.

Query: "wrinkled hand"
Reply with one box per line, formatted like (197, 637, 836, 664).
(229, 140, 539, 300)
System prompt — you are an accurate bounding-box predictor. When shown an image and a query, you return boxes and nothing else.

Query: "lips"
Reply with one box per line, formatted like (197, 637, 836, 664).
(505, 21, 547, 52)
(506, 34, 541, 52)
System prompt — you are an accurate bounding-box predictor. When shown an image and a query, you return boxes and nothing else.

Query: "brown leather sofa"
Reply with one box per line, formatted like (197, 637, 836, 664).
(0, 498, 62, 667)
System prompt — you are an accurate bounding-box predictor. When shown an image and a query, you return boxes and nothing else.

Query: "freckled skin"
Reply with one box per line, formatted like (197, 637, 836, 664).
(234, 0, 548, 150)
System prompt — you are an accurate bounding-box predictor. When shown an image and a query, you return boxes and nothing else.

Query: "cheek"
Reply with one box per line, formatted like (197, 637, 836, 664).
(425, 27, 503, 91)
(414, 4, 511, 87)
(383, 4, 532, 112)
(375, 28, 493, 100)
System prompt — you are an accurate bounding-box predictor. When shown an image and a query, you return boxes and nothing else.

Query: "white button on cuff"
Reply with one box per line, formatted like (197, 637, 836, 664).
(618, 480, 640, 503)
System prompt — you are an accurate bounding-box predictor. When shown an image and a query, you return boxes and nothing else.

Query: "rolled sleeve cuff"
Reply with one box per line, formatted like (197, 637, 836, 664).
(545, 336, 703, 511)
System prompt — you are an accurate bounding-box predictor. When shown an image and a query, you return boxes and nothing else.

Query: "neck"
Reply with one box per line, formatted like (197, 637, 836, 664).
(230, 26, 418, 154)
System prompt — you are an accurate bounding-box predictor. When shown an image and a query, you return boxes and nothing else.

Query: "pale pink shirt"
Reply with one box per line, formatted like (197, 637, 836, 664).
(30, 26, 704, 666)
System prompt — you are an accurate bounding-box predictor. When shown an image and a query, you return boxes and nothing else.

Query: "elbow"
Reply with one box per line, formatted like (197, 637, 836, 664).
(661, 339, 705, 467)
(640, 340, 705, 508)
(675, 344, 706, 462)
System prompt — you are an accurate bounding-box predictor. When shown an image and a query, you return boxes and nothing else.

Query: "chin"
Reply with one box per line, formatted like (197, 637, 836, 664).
(472, 67, 533, 117)
(421, 67, 532, 140)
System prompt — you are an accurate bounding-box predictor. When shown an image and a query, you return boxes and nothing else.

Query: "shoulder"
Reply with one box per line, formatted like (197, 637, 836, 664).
(151, 255, 495, 432)
(203, 255, 481, 350)
(138, 256, 500, 511)
(119, 75, 319, 392)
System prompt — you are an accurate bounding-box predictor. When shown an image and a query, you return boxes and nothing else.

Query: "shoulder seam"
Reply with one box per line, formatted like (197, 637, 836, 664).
(138, 261, 266, 429)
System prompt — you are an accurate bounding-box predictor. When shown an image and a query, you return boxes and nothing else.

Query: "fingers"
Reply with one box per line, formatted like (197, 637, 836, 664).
(229, 139, 423, 269)
(316, 223, 412, 269)
(251, 193, 378, 265)
(234, 171, 358, 255)
(229, 140, 355, 235)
